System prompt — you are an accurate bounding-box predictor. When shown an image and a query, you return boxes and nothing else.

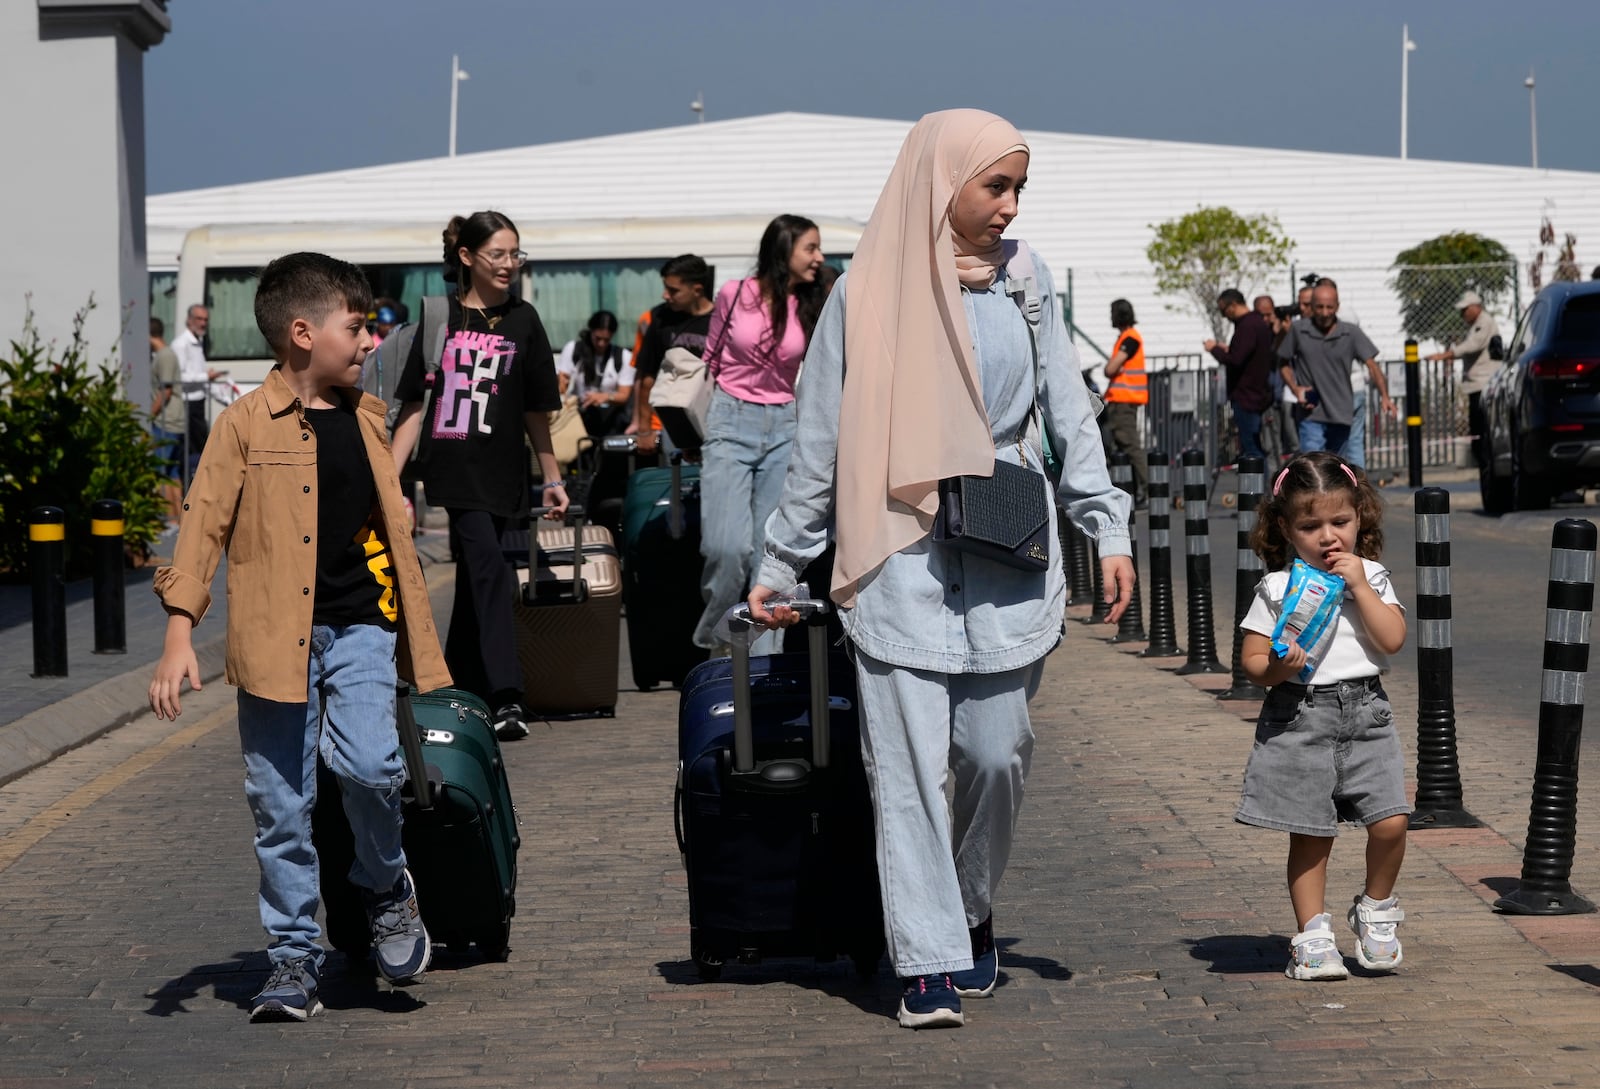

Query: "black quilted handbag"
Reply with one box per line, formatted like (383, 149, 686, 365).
(932, 457, 1050, 572)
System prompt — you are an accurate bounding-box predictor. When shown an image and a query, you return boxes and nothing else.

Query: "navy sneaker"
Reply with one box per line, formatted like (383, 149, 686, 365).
(249, 957, 322, 1023)
(493, 703, 529, 741)
(950, 915, 998, 998)
(898, 973, 964, 1029)
(363, 868, 432, 983)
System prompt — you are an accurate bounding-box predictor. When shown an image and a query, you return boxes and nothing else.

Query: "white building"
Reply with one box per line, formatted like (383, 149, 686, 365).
(4, 0, 169, 409)
(148, 111, 1600, 372)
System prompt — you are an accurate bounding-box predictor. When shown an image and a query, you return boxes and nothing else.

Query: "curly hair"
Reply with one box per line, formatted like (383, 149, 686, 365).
(1250, 451, 1385, 570)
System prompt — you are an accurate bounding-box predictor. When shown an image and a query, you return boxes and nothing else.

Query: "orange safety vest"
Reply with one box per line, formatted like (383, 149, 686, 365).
(1105, 327, 1148, 405)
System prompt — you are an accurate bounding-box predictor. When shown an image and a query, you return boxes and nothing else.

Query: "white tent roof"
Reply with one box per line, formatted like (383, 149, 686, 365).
(149, 111, 1600, 359)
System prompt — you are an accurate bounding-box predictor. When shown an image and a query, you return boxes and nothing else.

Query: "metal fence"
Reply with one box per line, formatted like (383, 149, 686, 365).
(1126, 354, 1466, 479)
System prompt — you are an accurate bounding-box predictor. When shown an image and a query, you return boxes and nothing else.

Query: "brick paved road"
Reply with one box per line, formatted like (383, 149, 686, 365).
(6, 498, 1600, 1086)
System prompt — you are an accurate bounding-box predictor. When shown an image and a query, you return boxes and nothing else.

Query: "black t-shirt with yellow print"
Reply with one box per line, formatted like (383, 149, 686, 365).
(304, 400, 397, 631)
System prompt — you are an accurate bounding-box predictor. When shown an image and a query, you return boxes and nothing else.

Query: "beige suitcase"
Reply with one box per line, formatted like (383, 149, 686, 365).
(512, 519, 622, 719)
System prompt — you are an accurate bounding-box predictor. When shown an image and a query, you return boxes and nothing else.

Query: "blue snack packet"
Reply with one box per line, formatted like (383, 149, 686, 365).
(1270, 558, 1345, 683)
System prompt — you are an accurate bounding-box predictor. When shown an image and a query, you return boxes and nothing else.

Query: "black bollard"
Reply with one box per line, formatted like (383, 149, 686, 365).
(1065, 516, 1094, 606)
(1404, 339, 1423, 488)
(1108, 452, 1147, 642)
(1218, 456, 1267, 700)
(1408, 489, 1480, 828)
(30, 506, 68, 677)
(1176, 449, 1227, 675)
(91, 498, 127, 655)
(1495, 519, 1598, 915)
(1140, 451, 1183, 658)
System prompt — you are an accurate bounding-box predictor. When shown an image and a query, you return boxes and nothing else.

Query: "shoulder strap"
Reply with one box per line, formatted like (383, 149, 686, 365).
(420, 295, 449, 375)
(1000, 239, 1063, 478)
(1001, 239, 1042, 328)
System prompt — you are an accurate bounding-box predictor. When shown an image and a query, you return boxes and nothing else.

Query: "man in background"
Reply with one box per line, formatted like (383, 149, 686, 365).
(1424, 290, 1500, 473)
(148, 317, 187, 520)
(171, 304, 223, 471)
(1205, 289, 1276, 462)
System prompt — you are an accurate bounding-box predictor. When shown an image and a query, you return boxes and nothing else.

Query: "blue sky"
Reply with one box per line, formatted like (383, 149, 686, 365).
(146, 0, 1599, 193)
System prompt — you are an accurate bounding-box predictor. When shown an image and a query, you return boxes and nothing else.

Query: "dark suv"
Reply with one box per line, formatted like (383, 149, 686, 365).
(1480, 280, 1600, 513)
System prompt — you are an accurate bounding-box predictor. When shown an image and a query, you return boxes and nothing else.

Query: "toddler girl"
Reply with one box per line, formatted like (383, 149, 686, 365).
(1238, 451, 1409, 980)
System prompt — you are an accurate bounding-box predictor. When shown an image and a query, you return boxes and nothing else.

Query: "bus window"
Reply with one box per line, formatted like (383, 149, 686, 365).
(203, 268, 273, 360)
(150, 271, 177, 337)
(530, 259, 662, 347)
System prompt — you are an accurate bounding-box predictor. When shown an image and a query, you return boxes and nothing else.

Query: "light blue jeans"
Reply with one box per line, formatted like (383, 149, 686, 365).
(853, 650, 1044, 977)
(1298, 418, 1352, 459)
(237, 623, 407, 968)
(695, 386, 796, 653)
(1342, 388, 1368, 468)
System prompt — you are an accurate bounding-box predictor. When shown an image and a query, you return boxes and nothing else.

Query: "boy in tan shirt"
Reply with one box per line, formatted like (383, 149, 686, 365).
(149, 252, 451, 1022)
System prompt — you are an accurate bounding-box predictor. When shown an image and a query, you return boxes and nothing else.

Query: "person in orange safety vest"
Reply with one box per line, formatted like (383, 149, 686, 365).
(1102, 298, 1148, 501)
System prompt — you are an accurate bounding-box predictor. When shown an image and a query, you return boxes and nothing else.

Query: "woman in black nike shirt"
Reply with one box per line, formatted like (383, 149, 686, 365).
(391, 210, 568, 741)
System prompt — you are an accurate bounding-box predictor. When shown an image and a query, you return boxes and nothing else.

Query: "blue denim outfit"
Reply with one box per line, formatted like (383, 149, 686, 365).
(756, 256, 1131, 976)
(1343, 387, 1368, 468)
(237, 623, 407, 969)
(1298, 417, 1352, 459)
(1233, 406, 1265, 461)
(694, 385, 797, 654)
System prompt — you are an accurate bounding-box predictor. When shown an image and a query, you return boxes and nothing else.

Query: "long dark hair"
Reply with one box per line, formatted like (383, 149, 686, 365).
(574, 310, 619, 386)
(1251, 451, 1385, 571)
(442, 210, 518, 290)
(752, 214, 824, 360)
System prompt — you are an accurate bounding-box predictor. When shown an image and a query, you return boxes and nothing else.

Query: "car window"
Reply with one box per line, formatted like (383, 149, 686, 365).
(1507, 303, 1537, 363)
(1555, 295, 1600, 350)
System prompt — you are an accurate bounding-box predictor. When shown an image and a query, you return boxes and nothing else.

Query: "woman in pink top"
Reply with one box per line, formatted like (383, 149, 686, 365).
(694, 214, 826, 652)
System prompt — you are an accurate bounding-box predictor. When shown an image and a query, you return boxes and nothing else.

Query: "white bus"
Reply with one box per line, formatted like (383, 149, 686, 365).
(169, 215, 863, 393)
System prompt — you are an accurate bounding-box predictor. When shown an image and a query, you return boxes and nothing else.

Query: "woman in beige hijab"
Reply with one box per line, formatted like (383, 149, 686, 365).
(749, 110, 1134, 1029)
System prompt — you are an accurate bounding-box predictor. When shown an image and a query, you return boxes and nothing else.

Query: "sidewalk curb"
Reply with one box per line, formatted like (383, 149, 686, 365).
(0, 635, 228, 789)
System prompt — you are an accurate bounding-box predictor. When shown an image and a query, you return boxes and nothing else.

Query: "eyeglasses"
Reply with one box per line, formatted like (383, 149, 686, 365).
(478, 249, 527, 266)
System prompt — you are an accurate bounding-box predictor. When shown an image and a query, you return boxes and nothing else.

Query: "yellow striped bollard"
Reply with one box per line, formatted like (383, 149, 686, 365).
(30, 506, 67, 677)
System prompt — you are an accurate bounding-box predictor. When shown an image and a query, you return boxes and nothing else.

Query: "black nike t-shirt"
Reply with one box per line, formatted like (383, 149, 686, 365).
(393, 296, 560, 516)
(304, 400, 396, 630)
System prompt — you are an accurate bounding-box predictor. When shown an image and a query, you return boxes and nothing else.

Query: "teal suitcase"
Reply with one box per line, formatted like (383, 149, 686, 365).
(314, 687, 521, 963)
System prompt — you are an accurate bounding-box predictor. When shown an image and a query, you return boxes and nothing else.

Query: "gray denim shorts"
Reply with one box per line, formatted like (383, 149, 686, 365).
(1235, 676, 1410, 836)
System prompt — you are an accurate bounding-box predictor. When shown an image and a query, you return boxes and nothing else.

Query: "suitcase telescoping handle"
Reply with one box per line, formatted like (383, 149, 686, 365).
(668, 450, 685, 540)
(393, 685, 434, 810)
(527, 503, 588, 603)
(719, 593, 831, 775)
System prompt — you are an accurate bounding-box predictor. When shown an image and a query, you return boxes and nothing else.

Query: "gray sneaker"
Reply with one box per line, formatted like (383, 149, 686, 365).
(363, 868, 432, 983)
(249, 957, 322, 1022)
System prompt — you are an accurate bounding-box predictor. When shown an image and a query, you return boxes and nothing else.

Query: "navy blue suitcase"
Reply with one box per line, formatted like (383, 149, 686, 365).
(674, 604, 884, 980)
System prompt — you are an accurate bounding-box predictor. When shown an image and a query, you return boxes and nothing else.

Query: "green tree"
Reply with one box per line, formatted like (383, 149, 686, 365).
(1146, 207, 1295, 340)
(0, 300, 168, 578)
(1389, 231, 1515, 344)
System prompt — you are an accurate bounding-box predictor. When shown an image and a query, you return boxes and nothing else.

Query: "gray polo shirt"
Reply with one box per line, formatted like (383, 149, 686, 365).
(1278, 319, 1378, 426)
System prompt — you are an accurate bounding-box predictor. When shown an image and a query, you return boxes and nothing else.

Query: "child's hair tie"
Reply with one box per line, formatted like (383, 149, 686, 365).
(1340, 463, 1360, 489)
(1272, 466, 1291, 496)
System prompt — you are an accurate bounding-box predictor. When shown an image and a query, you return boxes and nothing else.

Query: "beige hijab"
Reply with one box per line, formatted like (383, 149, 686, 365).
(831, 109, 1030, 607)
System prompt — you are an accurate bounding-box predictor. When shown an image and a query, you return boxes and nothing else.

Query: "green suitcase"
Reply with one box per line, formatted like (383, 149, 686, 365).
(314, 686, 521, 963)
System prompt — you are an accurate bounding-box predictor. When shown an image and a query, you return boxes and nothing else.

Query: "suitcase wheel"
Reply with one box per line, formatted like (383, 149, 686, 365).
(477, 921, 512, 963)
(852, 945, 884, 979)
(691, 944, 723, 982)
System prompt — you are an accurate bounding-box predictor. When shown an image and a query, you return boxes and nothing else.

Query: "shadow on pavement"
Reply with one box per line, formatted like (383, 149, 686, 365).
(655, 956, 896, 1022)
(1184, 933, 1290, 973)
(1548, 964, 1600, 990)
(145, 950, 428, 1017)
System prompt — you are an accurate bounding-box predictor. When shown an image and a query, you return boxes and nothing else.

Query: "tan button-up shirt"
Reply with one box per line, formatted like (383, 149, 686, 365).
(154, 368, 451, 703)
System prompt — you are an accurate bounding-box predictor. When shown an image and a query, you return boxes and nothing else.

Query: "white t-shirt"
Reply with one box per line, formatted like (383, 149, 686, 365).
(556, 340, 634, 401)
(1242, 557, 1404, 682)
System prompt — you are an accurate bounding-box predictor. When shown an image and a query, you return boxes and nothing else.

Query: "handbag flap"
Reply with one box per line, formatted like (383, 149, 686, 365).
(952, 461, 1049, 549)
